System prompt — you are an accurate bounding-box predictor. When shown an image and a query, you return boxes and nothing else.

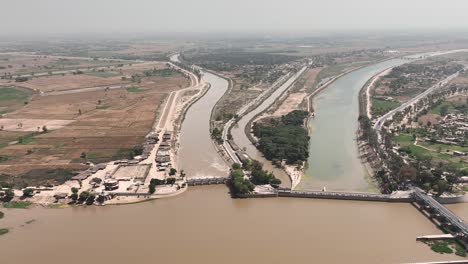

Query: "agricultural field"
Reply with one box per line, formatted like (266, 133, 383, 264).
(0, 60, 189, 187)
(371, 98, 401, 116)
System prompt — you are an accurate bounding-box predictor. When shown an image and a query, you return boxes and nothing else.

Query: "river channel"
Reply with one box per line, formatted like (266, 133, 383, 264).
(0, 59, 466, 263)
(299, 59, 411, 191)
(178, 72, 229, 178)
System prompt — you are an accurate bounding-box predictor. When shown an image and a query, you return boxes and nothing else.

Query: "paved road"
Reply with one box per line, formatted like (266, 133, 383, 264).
(373, 71, 462, 142)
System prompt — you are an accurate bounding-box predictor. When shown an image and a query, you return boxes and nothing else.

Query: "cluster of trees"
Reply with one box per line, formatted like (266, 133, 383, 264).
(229, 164, 254, 196)
(0, 182, 15, 201)
(211, 128, 223, 144)
(243, 160, 281, 187)
(143, 68, 178, 77)
(148, 177, 177, 194)
(253, 111, 309, 164)
(182, 51, 296, 71)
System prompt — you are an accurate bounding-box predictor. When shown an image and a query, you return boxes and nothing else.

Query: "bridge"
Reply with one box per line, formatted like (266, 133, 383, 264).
(186, 177, 229, 186)
(276, 188, 412, 202)
(412, 188, 468, 247)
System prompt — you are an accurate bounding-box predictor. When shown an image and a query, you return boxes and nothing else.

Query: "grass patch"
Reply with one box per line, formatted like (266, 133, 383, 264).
(0, 87, 31, 106)
(113, 148, 136, 160)
(420, 142, 468, 153)
(0, 168, 75, 188)
(431, 101, 457, 115)
(0, 155, 10, 163)
(371, 98, 401, 116)
(394, 133, 414, 146)
(17, 133, 37, 145)
(3, 201, 31, 209)
(126, 86, 145, 93)
(424, 240, 467, 257)
(0, 228, 9, 236)
(96, 105, 111, 110)
(431, 241, 453, 254)
(86, 71, 118, 78)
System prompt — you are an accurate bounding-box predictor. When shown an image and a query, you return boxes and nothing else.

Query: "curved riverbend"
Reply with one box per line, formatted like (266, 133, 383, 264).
(178, 71, 230, 178)
(298, 59, 413, 191)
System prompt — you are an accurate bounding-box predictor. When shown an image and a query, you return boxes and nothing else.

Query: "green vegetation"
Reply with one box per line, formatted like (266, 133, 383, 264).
(211, 128, 223, 144)
(0, 155, 11, 163)
(126, 86, 145, 93)
(183, 51, 296, 71)
(91, 177, 102, 184)
(420, 142, 468, 153)
(393, 133, 415, 147)
(113, 145, 143, 160)
(3, 201, 31, 209)
(86, 71, 118, 78)
(0, 228, 9, 236)
(17, 133, 37, 145)
(0, 168, 75, 189)
(0, 87, 31, 106)
(244, 160, 281, 186)
(22, 188, 34, 197)
(229, 167, 254, 196)
(254, 110, 309, 164)
(0, 211, 4, 219)
(431, 241, 453, 254)
(431, 102, 453, 116)
(424, 240, 466, 257)
(371, 98, 401, 116)
(143, 68, 179, 77)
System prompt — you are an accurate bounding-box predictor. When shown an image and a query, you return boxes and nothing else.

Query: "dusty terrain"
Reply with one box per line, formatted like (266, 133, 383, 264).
(0, 61, 189, 184)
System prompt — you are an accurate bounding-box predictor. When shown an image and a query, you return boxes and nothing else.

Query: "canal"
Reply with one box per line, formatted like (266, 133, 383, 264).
(230, 67, 307, 187)
(178, 71, 230, 178)
(299, 59, 410, 191)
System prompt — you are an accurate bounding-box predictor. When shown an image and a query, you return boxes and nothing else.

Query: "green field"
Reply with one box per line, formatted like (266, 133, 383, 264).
(430, 101, 457, 115)
(394, 133, 414, 146)
(126, 86, 145, 93)
(371, 98, 401, 116)
(3, 201, 32, 209)
(0, 87, 32, 111)
(86, 71, 119, 78)
(420, 142, 468, 153)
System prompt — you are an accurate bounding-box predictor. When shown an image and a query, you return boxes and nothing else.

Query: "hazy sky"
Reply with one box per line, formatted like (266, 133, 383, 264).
(2, 0, 468, 35)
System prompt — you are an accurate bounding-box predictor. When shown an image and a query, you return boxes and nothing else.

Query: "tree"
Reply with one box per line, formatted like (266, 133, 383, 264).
(42, 126, 48, 133)
(4, 189, 14, 200)
(22, 188, 34, 197)
(232, 163, 241, 170)
(91, 177, 102, 184)
(80, 152, 87, 159)
(70, 193, 78, 201)
(79, 191, 90, 202)
(169, 168, 177, 176)
(166, 177, 176, 185)
(86, 193, 96, 205)
(149, 184, 156, 194)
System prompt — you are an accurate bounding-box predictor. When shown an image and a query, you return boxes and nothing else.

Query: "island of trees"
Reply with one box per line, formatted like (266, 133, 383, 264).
(253, 110, 310, 165)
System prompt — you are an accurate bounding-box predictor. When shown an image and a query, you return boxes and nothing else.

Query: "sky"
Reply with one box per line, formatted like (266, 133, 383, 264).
(1, 0, 468, 36)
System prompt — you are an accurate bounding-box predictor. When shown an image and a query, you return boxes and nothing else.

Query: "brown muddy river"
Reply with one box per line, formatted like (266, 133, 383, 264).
(0, 186, 466, 264)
